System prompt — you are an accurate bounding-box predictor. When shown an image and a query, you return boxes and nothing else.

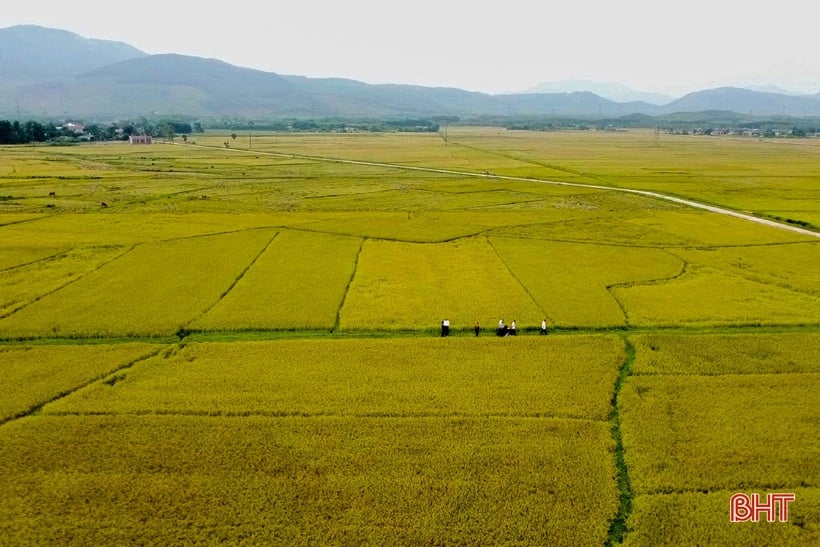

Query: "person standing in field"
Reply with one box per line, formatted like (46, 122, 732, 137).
(474, 321, 480, 337)
(497, 318, 505, 337)
(541, 319, 548, 335)
(511, 320, 517, 336)
(441, 318, 450, 337)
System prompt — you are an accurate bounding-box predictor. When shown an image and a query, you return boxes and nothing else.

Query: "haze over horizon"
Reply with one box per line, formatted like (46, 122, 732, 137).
(1, 0, 818, 97)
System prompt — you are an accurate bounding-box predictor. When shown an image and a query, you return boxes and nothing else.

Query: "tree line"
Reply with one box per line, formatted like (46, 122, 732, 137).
(209, 118, 440, 133)
(0, 119, 204, 145)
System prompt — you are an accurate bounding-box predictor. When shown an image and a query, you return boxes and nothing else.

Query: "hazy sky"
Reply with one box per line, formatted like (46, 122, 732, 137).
(2, 0, 818, 96)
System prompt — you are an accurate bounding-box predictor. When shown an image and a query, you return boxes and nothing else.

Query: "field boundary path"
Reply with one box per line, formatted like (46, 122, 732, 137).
(194, 143, 820, 239)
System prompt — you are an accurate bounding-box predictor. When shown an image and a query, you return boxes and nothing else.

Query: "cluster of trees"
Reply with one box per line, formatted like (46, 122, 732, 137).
(0, 118, 205, 145)
(0, 120, 67, 144)
(209, 118, 440, 133)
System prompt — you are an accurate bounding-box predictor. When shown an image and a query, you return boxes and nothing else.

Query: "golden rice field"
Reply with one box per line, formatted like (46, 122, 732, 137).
(0, 415, 618, 546)
(0, 342, 159, 423)
(620, 332, 820, 545)
(192, 230, 362, 332)
(43, 336, 624, 419)
(0, 128, 818, 545)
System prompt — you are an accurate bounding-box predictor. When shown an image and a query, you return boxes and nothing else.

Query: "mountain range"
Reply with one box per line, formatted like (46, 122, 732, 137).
(2, 25, 820, 120)
(525, 80, 676, 105)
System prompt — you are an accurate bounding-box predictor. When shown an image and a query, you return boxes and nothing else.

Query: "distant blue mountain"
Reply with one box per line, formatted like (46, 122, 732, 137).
(525, 80, 675, 105)
(662, 87, 820, 117)
(0, 24, 146, 79)
(2, 25, 819, 119)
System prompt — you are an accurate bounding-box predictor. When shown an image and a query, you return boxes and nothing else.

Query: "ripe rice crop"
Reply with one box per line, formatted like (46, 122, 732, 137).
(0, 214, 46, 227)
(0, 246, 62, 271)
(0, 212, 292, 247)
(631, 332, 820, 375)
(0, 229, 274, 338)
(302, 187, 555, 212)
(0, 343, 158, 422)
(490, 238, 683, 327)
(192, 230, 361, 331)
(623, 210, 813, 246)
(625, 489, 820, 546)
(2, 129, 819, 544)
(46, 336, 624, 420)
(295, 211, 554, 243)
(338, 236, 544, 330)
(0, 414, 618, 546)
(446, 128, 820, 226)
(620, 373, 820, 495)
(613, 266, 820, 327)
(0, 246, 127, 319)
(675, 242, 820, 296)
(491, 214, 694, 248)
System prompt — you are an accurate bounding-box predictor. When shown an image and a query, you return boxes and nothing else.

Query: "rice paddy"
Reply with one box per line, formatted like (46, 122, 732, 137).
(1, 128, 817, 545)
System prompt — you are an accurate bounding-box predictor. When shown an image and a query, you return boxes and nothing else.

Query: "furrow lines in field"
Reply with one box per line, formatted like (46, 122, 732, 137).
(285, 224, 489, 245)
(156, 226, 274, 244)
(484, 236, 552, 323)
(705, 267, 819, 298)
(186, 231, 280, 328)
(332, 238, 364, 333)
(608, 252, 689, 290)
(0, 244, 137, 321)
(447, 139, 603, 181)
(466, 197, 554, 210)
(0, 215, 49, 228)
(484, 232, 668, 249)
(605, 251, 689, 326)
(606, 291, 631, 326)
(0, 248, 69, 274)
(0, 346, 167, 428)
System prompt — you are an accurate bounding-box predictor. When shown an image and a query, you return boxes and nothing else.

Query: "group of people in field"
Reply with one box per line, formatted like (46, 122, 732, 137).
(440, 318, 548, 337)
